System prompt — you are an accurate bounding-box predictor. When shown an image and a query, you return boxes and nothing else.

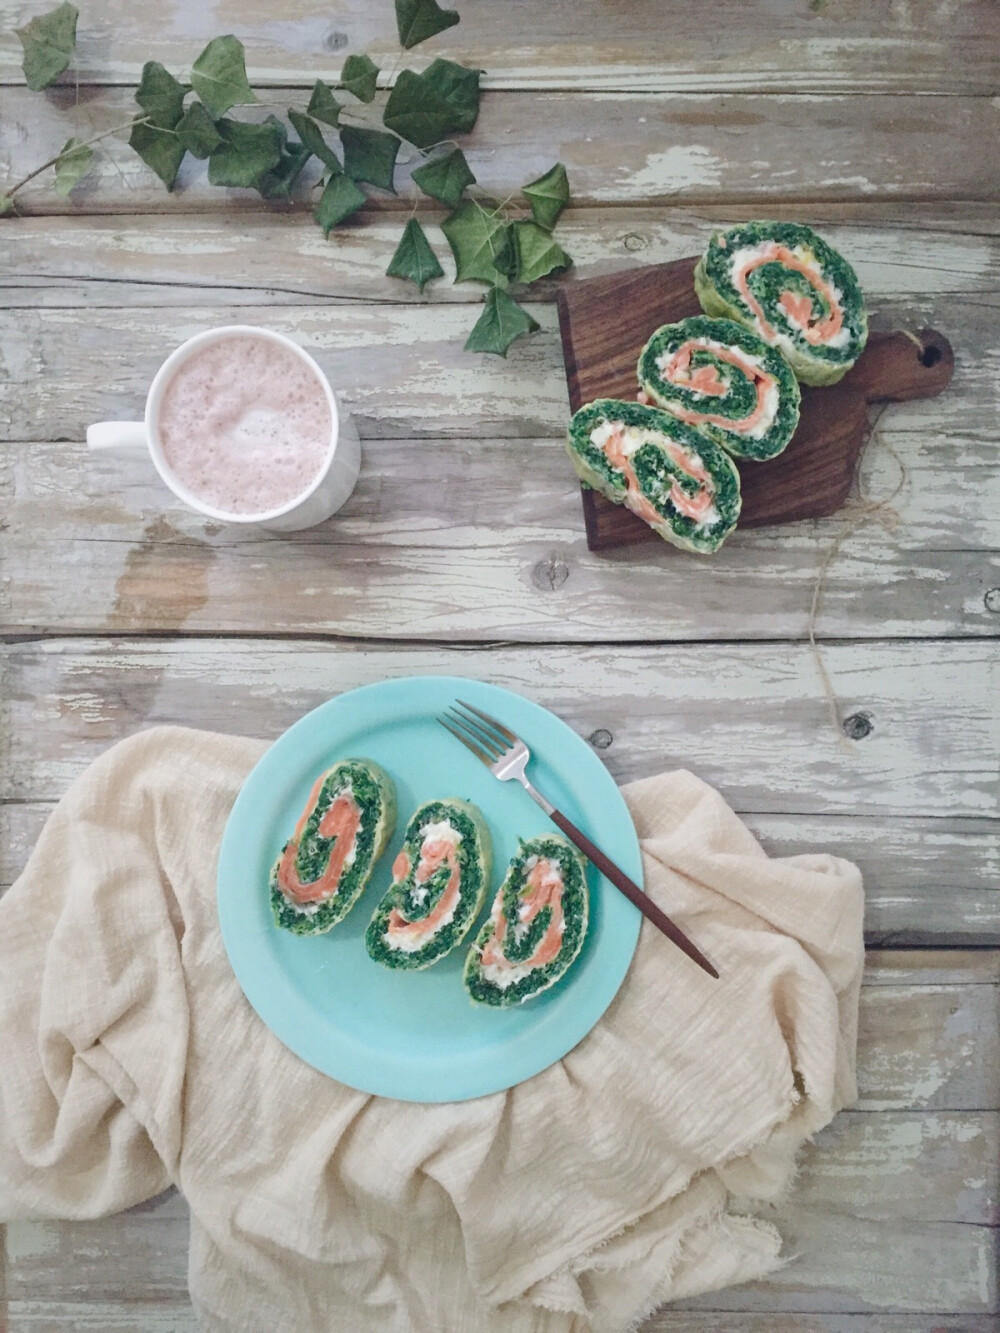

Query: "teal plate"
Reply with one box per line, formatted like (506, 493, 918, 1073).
(217, 676, 642, 1102)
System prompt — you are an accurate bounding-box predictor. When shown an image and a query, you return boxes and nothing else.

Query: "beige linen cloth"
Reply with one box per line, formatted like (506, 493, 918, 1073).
(0, 727, 864, 1331)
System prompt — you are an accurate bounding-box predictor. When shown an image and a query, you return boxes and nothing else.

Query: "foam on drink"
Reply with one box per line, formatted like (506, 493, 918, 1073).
(158, 334, 332, 516)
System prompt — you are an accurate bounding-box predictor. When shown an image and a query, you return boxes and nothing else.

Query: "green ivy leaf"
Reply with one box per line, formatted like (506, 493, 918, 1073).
(190, 35, 255, 119)
(464, 288, 539, 356)
(52, 136, 93, 196)
(307, 79, 341, 127)
(340, 53, 379, 103)
(421, 59, 480, 133)
(340, 125, 399, 191)
(383, 60, 480, 151)
(314, 172, 366, 236)
(287, 109, 341, 170)
(382, 71, 445, 149)
(16, 1, 77, 91)
(176, 101, 222, 158)
(512, 220, 572, 285)
(395, 0, 459, 49)
(491, 225, 519, 282)
(386, 218, 444, 292)
(522, 162, 569, 231)
(135, 61, 186, 128)
(441, 200, 509, 286)
(207, 117, 283, 188)
(257, 141, 312, 201)
(0, 194, 15, 217)
(410, 148, 474, 208)
(265, 113, 289, 147)
(129, 119, 186, 190)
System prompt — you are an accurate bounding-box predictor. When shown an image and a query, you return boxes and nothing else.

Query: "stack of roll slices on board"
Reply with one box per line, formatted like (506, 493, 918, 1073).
(565, 221, 869, 554)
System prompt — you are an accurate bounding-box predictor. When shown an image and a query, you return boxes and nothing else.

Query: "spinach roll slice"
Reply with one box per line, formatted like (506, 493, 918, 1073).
(638, 316, 801, 461)
(694, 220, 868, 386)
(566, 399, 741, 554)
(271, 758, 396, 936)
(365, 798, 492, 970)
(464, 834, 589, 1008)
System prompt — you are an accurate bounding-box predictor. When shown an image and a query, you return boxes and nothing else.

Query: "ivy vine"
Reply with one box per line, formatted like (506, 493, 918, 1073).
(5, 0, 573, 355)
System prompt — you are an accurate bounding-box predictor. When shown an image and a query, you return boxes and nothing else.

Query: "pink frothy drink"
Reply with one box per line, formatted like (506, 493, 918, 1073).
(158, 334, 332, 517)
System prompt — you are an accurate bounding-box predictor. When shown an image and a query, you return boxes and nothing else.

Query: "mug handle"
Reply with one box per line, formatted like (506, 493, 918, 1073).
(87, 422, 148, 454)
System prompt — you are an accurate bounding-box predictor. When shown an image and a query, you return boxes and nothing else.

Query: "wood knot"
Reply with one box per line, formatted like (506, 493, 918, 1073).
(984, 588, 1000, 613)
(325, 29, 349, 51)
(842, 711, 874, 741)
(622, 232, 647, 253)
(531, 558, 569, 591)
(588, 729, 613, 750)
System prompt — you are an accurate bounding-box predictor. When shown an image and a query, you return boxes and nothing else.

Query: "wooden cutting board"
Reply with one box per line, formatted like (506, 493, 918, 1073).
(555, 256, 955, 552)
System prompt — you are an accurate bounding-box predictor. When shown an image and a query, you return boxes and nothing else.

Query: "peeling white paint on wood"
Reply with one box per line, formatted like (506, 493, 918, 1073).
(2, 89, 997, 215)
(675, 1214, 997, 1313)
(3, 434, 999, 641)
(2, 296, 995, 445)
(0, 0, 996, 93)
(4, 1305, 200, 1332)
(857, 986, 1000, 1112)
(626, 145, 724, 195)
(2, 639, 996, 820)
(1, 2, 996, 1321)
(2, 209, 997, 309)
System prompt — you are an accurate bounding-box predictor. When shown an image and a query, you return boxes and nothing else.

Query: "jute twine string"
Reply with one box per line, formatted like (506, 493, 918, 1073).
(806, 325, 927, 744)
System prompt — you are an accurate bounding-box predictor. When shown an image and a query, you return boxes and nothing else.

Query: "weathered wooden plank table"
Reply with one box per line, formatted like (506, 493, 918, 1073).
(1, 1, 998, 1327)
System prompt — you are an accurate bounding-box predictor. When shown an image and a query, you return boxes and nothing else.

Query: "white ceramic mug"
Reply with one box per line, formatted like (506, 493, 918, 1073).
(86, 324, 361, 532)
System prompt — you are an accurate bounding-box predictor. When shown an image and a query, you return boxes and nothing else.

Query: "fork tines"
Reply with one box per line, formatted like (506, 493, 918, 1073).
(439, 700, 516, 765)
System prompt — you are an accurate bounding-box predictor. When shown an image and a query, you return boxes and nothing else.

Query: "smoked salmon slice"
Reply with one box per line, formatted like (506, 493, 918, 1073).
(366, 798, 492, 970)
(270, 759, 396, 936)
(637, 315, 801, 461)
(694, 221, 868, 387)
(464, 834, 589, 1007)
(565, 399, 741, 554)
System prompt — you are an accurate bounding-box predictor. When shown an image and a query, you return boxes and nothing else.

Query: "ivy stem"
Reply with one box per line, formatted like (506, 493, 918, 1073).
(420, 139, 462, 157)
(381, 49, 405, 90)
(470, 190, 523, 221)
(3, 113, 149, 199)
(335, 107, 411, 153)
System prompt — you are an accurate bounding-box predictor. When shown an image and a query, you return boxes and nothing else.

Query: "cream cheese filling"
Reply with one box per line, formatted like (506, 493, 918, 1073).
(728, 242, 853, 354)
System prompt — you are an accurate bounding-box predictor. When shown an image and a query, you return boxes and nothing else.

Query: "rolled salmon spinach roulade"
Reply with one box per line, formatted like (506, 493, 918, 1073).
(566, 399, 741, 553)
(271, 758, 396, 935)
(694, 220, 868, 386)
(637, 315, 801, 461)
(464, 835, 588, 1007)
(365, 798, 492, 970)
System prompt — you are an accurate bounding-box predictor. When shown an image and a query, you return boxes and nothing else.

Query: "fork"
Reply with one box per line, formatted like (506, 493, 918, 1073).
(440, 700, 719, 979)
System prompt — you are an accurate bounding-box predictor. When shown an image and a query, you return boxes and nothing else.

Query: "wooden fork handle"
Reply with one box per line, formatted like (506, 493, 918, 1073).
(549, 809, 720, 979)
